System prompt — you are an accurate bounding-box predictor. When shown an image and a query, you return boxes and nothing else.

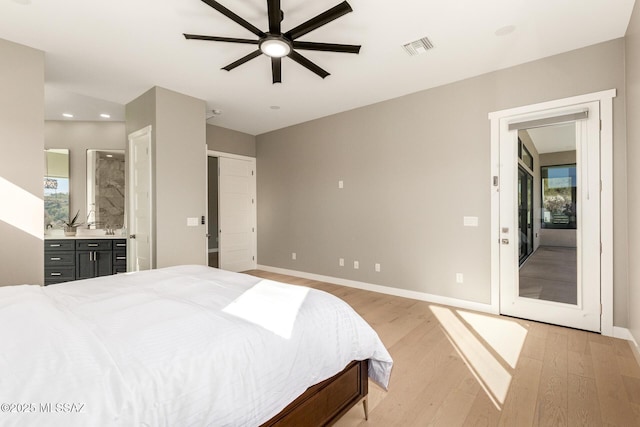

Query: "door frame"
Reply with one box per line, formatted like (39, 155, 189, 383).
(206, 150, 257, 270)
(489, 89, 615, 336)
(127, 125, 154, 272)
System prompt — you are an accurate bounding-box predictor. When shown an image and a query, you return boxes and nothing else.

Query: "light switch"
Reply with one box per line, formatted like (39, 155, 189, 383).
(187, 217, 199, 227)
(338, 180, 344, 189)
(463, 216, 479, 227)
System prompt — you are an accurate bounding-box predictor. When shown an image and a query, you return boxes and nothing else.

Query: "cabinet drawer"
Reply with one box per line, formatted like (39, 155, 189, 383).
(76, 240, 113, 251)
(45, 240, 75, 251)
(113, 251, 127, 265)
(45, 266, 75, 283)
(113, 265, 127, 274)
(113, 240, 127, 250)
(45, 251, 75, 266)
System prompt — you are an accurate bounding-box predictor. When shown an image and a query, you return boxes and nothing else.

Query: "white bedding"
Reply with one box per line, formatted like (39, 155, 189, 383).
(0, 265, 393, 426)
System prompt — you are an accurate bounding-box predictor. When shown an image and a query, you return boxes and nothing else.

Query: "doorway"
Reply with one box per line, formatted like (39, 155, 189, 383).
(127, 125, 153, 272)
(489, 91, 616, 334)
(206, 151, 257, 272)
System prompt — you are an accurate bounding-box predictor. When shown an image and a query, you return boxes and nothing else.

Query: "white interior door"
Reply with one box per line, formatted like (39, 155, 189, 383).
(127, 126, 153, 272)
(499, 102, 601, 332)
(218, 156, 256, 272)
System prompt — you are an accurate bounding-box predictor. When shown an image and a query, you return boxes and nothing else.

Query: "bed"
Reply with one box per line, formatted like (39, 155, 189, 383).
(0, 265, 393, 426)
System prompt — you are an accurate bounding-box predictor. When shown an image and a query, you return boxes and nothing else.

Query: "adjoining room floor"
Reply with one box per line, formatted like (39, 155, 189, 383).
(246, 270, 640, 426)
(519, 246, 577, 305)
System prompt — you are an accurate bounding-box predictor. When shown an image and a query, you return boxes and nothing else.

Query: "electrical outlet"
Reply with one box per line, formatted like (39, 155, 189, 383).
(339, 258, 344, 267)
(354, 260, 359, 269)
(292, 252, 296, 260)
(456, 273, 464, 283)
(375, 263, 381, 272)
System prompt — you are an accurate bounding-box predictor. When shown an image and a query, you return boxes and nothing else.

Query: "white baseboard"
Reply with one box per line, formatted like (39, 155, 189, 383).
(615, 327, 640, 365)
(257, 265, 498, 315)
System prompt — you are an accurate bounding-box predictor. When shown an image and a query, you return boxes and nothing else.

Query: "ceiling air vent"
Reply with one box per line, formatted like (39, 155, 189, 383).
(402, 37, 434, 56)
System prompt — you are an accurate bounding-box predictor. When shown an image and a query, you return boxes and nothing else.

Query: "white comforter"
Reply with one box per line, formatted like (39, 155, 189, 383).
(0, 265, 392, 426)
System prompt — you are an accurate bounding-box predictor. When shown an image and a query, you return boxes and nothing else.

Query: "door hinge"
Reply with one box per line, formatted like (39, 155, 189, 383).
(493, 176, 499, 187)
(600, 303, 603, 315)
(252, 256, 255, 261)
(252, 227, 255, 232)
(600, 119, 602, 131)
(252, 198, 255, 204)
(600, 242, 603, 254)
(251, 170, 254, 176)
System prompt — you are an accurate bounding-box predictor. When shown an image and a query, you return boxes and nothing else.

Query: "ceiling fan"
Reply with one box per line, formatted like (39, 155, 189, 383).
(184, 0, 361, 83)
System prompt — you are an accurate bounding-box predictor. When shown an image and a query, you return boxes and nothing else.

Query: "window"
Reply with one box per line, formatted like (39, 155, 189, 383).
(541, 164, 577, 229)
(518, 138, 534, 170)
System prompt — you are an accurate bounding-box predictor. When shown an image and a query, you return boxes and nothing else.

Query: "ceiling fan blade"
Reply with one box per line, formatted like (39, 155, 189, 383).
(292, 41, 360, 54)
(184, 34, 259, 45)
(285, 1, 353, 40)
(271, 57, 282, 83)
(288, 50, 330, 79)
(201, 0, 265, 37)
(222, 50, 263, 71)
(267, 0, 281, 34)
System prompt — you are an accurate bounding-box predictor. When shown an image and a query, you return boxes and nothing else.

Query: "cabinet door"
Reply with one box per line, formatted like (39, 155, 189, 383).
(95, 251, 113, 277)
(76, 252, 95, 280)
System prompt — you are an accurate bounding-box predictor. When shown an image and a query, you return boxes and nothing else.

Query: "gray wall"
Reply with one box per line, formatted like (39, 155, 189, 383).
(44, 121, 126, 226)
(626, 3, 640, 344)
(0, 39, 44, 286)
(207, 124, 256, 157)
(126, 87, 207, 269)
(257, 38, 629, 325)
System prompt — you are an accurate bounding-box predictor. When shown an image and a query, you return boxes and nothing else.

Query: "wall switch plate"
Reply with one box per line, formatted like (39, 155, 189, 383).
(339, 258, 344, 267)
(456, 273, 464, 283)
(375, 263, 381, 272)
(353, 260, 359, 269)
(187, 217, 199, 227)
(338, 180, 344, 189)
(292, 252, 296, 260)
(463, 216, 479, 227)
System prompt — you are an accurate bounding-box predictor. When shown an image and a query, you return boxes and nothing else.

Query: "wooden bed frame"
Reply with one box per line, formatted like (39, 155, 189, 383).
(261, 360, 369, 426)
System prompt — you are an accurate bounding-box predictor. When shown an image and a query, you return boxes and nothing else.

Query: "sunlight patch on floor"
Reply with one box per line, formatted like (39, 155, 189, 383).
(430, 305, 527, 409)
(457, 310, 527, 369)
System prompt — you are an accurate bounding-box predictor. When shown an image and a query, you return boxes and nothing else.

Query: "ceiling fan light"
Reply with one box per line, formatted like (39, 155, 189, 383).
(260, 39, 291, 58)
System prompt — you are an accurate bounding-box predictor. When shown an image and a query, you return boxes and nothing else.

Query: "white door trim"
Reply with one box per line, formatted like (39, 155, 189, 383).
(489, 89, 616, 336)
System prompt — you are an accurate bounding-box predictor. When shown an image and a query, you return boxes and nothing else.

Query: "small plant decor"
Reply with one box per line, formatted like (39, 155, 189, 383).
(63, 210, 84, 236)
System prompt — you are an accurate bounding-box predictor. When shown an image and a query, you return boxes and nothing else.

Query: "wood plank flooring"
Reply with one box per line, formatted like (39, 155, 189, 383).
(245, 270, 640, 427)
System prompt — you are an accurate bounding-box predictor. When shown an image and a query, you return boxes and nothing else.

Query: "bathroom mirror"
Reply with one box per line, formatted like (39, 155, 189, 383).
(44, 149, 70, 228)
(86, 149, 125, 229)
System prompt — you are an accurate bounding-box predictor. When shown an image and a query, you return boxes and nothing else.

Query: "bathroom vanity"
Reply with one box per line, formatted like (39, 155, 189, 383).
(44, 237, 127, 285)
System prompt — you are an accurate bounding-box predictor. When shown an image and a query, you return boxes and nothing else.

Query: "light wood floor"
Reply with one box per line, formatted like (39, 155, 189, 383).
(519, 247, 577, 305)
(246, 270, 640, 427)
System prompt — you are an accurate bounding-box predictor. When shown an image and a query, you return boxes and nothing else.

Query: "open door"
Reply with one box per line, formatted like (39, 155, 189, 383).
(498, 102, 601, 332)
(213, 155, 256, 272)
(127, 126, 153, 272)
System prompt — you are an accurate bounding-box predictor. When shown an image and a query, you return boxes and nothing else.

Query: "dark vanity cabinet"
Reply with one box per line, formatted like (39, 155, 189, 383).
(76, 240, 113, 280)
(44, 239, 127, 285)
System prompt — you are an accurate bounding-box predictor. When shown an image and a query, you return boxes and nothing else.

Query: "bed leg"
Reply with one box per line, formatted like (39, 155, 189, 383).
(362, 396, 369, 421)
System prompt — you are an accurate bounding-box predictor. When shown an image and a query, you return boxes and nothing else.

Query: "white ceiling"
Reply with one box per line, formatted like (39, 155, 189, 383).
(524, 123, 576, 154)
(1, 0, 635, 135)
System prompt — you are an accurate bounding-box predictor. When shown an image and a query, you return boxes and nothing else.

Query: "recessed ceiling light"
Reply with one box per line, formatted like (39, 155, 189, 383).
(106, 154, 113, 158)
(100, 113, 111, 119)
(495, 25, 516, 37)
(62, 113, 74, 118)
(270, 106, 281, 110)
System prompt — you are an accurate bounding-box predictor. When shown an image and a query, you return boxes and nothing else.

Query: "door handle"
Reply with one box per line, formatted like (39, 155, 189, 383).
(129, 234, 136, 239)
(502, 239, 509, 245)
